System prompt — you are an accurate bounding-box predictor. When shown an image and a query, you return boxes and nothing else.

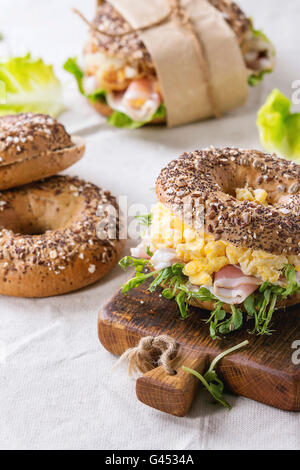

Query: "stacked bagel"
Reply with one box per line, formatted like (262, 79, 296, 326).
(0, 113, 124, 297)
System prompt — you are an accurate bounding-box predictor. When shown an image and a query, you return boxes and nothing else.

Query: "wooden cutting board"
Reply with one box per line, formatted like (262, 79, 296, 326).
(98, 279, 300, 416)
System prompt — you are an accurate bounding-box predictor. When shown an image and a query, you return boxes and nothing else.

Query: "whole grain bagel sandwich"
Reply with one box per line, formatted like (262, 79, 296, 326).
(120, 148, 300, 339)
(65, 0, 274, 128)
(0, 113, 85, 190)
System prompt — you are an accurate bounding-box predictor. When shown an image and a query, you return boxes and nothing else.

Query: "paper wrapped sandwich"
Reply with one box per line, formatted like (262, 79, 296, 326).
(65, 0, 275, 128)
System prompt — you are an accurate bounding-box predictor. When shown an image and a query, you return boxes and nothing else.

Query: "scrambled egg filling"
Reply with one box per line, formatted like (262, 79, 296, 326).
(84, 51, 158, 92)
(235, 187, 268, 205)
(149, 202, 300, 287)
(84, 52, 139, 90)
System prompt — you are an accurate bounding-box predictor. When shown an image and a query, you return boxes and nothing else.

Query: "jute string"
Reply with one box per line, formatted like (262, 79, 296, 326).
(113, 335, 178, 376)
(72, 0, 221, 118)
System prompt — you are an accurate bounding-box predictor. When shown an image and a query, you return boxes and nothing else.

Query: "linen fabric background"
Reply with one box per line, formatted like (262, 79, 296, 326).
(0, 0, 299, 450)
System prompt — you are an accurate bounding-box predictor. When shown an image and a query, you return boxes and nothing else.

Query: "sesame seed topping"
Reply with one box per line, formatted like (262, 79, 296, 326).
(0, 113, 73, 166)
(88, 264, 96, 274)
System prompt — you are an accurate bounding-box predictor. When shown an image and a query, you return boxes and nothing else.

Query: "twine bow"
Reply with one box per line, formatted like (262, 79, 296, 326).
(114, 335, 178, 376)
(73, 0, 221, 118)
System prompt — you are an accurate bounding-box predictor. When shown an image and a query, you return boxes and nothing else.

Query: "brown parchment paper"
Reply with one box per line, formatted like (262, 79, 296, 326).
(107, 0, 248, 127)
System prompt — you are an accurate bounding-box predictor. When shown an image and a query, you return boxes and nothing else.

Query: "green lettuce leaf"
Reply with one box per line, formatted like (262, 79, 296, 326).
(0, 53, 63, 117)
(152, 103, 166, 120)
(107, 110, 145, 129)
(63, 57, 84, 94)
(0, 81, 5, 104)
(247, 21, 275, 86)
(88, 88, 107, 103)
(257, 89, 300, 159)
(248, 69, 272, 87)
(63, 57, 106, 103)
(107, 103, 166, 129)
(251, 25, 271, 44)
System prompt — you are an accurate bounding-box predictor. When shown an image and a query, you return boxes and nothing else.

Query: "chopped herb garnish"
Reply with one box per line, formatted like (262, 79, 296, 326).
(146, 246, 153, 257)
(135, 213, 152, 227)
(119, 257, 300, 339)
(183, 340, 249, 408)
(175, 291, 189, 319)
(243, 264, 300, 335)
(119, 258, 242, 337)
(118, 256, 149, 273)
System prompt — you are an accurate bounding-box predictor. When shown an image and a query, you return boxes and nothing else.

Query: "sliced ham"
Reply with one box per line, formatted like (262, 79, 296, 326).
(130, 229, 152, 259)
(213, 265, 261, 304)
(107, 78, 161, 122)
(150, 248, 180, 271)
(83, 75, 98, 95)
(130, 241, 150, 259)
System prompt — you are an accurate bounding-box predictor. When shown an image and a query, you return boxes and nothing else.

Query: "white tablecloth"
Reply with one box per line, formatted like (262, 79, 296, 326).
(0, 0, 299, 450)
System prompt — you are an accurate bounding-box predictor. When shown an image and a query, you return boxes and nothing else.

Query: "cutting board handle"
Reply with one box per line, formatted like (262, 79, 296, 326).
(136, 346, 207, 416)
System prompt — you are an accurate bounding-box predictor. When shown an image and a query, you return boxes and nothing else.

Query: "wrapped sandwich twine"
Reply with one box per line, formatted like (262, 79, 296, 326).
(76, 0, 248, 127)
(113, 335, 179, 376)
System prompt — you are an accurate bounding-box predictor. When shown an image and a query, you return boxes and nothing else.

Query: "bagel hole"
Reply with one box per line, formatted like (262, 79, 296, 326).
(0, 193, 83, 235)
(219, 168, 282, 206)
(16, 222, 52, 236)
(222, 182, 275, 205)
(1, 220, 53, 236)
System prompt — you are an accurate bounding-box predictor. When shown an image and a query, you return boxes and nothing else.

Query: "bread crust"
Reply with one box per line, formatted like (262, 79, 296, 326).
(0, 175, 124, 297)
(0, 114, 85, 189)
(0, 113, 72, 165)
(156, 148, 300, 255)
(90, 1, 250, 65)
(0, 135, 85, 191)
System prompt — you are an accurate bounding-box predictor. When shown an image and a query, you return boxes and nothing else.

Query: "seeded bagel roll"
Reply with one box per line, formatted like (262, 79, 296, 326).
(0, 113, 85, 190)
(0, 175, 124, 297)
(123, 148, 300, 337)
(156, 148, 300, 256)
